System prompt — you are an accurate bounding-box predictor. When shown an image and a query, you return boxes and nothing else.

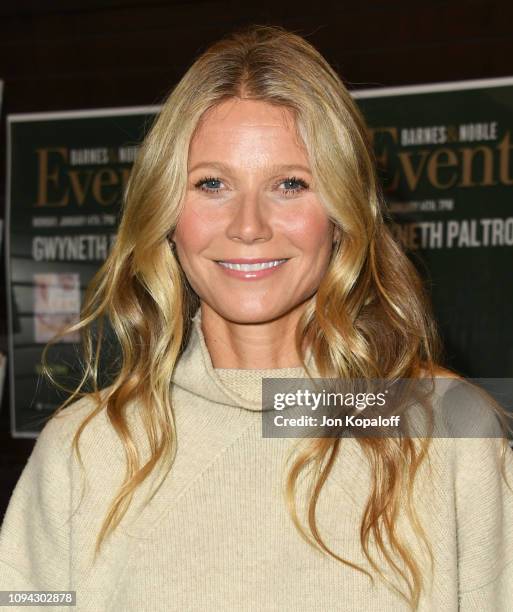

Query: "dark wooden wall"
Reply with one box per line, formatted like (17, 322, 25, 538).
(1, 0, 512, 519)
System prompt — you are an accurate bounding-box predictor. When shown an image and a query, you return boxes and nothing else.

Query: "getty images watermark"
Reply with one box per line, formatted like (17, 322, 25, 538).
(260, 377, 513, 440)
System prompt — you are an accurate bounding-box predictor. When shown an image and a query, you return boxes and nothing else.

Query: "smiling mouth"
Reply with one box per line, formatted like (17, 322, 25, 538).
(215, 259, 289, 271)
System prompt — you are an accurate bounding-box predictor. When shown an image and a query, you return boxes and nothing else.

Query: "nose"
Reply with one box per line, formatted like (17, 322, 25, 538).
(225, 191, 273, 244)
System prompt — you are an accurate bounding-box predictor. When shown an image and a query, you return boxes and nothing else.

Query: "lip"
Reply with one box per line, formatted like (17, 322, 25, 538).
(215, 258, 288, 264)
(214, 258, 289, 280)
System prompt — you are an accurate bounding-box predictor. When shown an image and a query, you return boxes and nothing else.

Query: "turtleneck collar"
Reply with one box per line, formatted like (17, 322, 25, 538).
(171, 309, 318, 412)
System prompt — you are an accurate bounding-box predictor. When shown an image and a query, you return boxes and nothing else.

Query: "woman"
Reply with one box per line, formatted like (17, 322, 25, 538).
(1, 24, 512, 611)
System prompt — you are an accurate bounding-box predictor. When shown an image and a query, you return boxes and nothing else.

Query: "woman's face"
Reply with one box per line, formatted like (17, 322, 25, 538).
(172, 97, 338, 324)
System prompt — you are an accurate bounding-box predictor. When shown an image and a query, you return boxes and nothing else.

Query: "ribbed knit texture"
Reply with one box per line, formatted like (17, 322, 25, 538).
(0, 309, 512, 611)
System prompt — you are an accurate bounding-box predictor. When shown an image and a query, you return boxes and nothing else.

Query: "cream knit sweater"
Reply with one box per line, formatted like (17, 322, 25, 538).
(1, 310, 512, 611)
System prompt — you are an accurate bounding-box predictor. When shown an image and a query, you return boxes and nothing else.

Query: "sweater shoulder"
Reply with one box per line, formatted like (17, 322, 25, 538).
(423, 375, 507, 439)
(38, 386, 125, 461)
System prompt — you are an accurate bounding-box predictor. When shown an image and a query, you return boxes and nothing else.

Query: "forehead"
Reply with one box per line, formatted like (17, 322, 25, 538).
(188, 98, 308, 164)
(197, 97, 296, 127)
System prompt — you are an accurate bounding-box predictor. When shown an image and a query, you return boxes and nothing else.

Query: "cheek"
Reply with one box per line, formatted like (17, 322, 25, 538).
(283, 207, 333, 253)
(173, 205, 217, 252)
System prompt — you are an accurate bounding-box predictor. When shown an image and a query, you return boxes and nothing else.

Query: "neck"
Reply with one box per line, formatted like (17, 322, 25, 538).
(199, 303, 309, 369)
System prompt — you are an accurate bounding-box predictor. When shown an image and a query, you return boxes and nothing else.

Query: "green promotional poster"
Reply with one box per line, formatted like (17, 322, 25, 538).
(5, 78, 513, 437)
(6, 107, 159, 437)
(353, 77, 513, 381)
(0, 81, 5, 416)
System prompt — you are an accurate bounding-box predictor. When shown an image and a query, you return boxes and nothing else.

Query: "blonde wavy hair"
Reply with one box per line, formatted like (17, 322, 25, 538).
(41, 24, 511, 610)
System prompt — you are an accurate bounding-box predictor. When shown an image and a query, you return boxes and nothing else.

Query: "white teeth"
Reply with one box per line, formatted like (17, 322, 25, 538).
(218, 259, 287, 271)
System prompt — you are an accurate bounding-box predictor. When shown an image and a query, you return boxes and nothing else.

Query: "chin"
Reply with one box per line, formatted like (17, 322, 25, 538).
(215, 305, 290, 325)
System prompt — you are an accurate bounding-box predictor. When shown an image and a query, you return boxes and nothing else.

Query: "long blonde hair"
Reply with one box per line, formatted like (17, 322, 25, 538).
(41, 24, 510, 609)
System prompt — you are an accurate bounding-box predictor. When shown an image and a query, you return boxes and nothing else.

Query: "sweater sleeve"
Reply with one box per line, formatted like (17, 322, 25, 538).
(0, 413, 72, 591)
(452, 397, 513, 610)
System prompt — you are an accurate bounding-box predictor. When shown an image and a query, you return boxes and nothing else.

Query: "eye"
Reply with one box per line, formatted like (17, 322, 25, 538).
(194, 176, 224, 193)
(278, 176, 309, 196)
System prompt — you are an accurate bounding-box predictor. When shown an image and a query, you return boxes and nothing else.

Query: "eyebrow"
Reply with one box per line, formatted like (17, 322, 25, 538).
(188, 161, 312, 175)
